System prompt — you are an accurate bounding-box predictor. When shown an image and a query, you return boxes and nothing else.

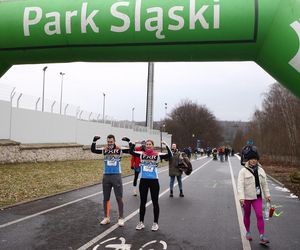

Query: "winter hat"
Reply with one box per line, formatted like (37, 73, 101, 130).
(244, 148, 259, 160)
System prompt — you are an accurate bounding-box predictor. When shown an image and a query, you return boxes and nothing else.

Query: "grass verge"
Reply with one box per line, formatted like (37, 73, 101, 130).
(0, 157, 133, 208)
(263, 164, 300, 198)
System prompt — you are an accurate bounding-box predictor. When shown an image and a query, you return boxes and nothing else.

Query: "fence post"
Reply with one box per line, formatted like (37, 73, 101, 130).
(35, 97, 41, 111)
(64, 104, 69, 115)
(9, 88, 16, 139)
(79, 110, 83, 119)
(51, 101, 56, 113)
(16, 93, 22, 108)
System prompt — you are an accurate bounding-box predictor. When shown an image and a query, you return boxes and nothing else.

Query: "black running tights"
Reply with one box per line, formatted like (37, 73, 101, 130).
(139, 178, 160, 223)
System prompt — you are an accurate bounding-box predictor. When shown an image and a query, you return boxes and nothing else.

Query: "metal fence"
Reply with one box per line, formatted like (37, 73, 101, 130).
(0, 83, 158, 134)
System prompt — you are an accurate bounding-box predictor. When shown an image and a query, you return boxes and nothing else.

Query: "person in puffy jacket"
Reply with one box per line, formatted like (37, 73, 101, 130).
(237, 148, 271, 245)
(130, 140, 146, 196)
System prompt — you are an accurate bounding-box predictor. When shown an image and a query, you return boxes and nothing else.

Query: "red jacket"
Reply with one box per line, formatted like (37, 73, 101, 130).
(130, 146, 143, 169)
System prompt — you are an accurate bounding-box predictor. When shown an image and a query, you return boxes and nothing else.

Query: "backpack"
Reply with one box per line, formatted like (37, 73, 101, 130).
(178, 154, 193, 175)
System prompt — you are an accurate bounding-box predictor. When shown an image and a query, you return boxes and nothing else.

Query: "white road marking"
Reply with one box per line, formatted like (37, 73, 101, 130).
(77, 159, 212, 250)
(228, 157, 251, 250)
(0, 168, 170, 229)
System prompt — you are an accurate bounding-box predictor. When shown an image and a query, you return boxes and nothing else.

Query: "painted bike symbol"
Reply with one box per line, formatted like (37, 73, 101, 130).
(92, 237, 167, 250)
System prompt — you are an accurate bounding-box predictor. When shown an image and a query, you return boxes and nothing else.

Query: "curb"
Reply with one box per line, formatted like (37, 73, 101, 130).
(266, 174, 285, 187)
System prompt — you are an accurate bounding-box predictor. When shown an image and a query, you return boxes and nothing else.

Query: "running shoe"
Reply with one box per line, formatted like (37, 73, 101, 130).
(136, 221, 145, 230)
(259, 234, 270, 245)
(118, 218, 125, 227)
(100, 217, 110, 225)
(151, 223, 159, 231)
(246, 232, 252, 241)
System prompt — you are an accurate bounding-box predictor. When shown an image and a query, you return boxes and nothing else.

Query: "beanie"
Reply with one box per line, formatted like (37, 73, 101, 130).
(244, 149, 259, 160)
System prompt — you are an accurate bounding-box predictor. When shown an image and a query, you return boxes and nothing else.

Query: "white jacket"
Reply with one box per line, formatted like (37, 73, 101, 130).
(237, 163, 270, 200)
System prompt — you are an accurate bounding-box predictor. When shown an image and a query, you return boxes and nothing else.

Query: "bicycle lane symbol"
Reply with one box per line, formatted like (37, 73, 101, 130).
(91, 236, 167, 250)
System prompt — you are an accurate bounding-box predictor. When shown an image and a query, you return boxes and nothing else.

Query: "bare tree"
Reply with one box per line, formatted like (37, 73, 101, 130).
(233, 83, 300, 165)
(164, 99, 223, 150)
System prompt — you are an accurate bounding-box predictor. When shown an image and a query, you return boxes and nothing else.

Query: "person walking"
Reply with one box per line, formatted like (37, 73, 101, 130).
(91, 134, 130, 227)
(169, 143, 184, 198)
(237, 148, 271, 245)
(130, 140, 146, 196)
(224, 146, 230, 161)
(124, 138, 172, 231)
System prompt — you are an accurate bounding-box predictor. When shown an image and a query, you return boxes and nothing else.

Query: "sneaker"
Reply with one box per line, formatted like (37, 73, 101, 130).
(136, 221, 145, 230)
(100, 217, 110, 225)
(151, 223, 159, 231)
(169, 191, 173, 198)
(259, 234, 270, 245)
(133, 189, 138, 196)
(246, 232, 252, 241)
(118, 218, 125, 227)
(179, 192, 184, 197)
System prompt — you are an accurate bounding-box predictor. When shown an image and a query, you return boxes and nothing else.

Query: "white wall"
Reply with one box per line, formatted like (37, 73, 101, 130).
(0, 100, 10, 139)
(12, 108, 77, 143)
(0, 100, 172, 146)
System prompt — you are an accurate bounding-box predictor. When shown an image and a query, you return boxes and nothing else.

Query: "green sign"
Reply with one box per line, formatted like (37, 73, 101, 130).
(0, 0, 299, 98)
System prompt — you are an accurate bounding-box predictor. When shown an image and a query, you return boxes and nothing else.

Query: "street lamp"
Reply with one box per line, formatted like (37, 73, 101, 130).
(160, 123, 165, 152)
(59, 72, 65, 115)
(164, 102, 167, 117)
(132, 107, 135, 123)
(42, 66, 48, 112)
(102, 92, 106, 123)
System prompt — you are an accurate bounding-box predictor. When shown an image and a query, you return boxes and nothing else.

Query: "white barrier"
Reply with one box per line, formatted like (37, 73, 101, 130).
(0, 100, 10, 139)
(0, 100, 171, 146)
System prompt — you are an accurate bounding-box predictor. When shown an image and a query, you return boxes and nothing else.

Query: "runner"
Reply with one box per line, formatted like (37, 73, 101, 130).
(123, 137, 172, 231)
(131, 140, 146, 196)
(168, 143, 184, 198)
(91, 134, 130, 227)
(237, 148, 271, 245)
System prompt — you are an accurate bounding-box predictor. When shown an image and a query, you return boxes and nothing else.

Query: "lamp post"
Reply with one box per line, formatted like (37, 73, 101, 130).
(160, 123, 165, 152)
(102, 92, 106, 123)
(59, 72, 65, 114)
(164, 102, 167, 117)
(42, 66, 48, 112)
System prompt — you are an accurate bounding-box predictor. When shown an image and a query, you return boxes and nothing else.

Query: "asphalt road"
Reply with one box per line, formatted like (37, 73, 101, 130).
(0, 156, 299, 250)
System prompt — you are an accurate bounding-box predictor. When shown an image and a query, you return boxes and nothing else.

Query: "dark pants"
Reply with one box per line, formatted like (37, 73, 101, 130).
(139, 178, 160, 223)
(133, 169, 139, 187)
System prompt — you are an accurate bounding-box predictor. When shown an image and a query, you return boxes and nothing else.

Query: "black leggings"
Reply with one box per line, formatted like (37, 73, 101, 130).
(133, 169, 139, 187)
(139, 178, 160, 223)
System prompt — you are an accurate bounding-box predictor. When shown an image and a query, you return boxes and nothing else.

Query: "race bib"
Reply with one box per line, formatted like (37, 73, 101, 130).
(143, 165, 154, 172)
(107, 160, 117, 167)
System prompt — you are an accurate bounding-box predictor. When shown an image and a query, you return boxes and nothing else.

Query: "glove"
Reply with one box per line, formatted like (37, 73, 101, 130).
(93, 136, 100, 142)
(122, 137, 130, 142)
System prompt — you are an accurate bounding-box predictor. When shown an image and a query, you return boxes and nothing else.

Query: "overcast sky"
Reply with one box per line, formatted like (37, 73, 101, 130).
(0, 61, 276, 122)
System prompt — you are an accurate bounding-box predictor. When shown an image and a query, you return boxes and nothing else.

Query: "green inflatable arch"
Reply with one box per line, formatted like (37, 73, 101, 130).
(0, 0, 300, 97)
